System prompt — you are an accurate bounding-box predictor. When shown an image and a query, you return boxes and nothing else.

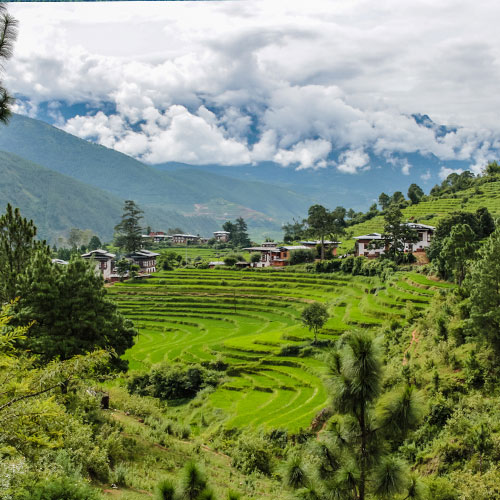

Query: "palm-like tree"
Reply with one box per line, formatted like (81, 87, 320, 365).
(291, 331, 426, 500)
(0, 3, 18, 124)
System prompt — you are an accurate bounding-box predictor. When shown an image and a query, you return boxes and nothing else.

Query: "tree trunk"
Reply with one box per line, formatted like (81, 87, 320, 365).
(321, 236, 325, 260)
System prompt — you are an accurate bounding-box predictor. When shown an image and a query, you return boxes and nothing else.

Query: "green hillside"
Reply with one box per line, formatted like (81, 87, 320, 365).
(0, 150, 223, 242)
(340, 178, 500, 251)
(0, 114, 310, 237)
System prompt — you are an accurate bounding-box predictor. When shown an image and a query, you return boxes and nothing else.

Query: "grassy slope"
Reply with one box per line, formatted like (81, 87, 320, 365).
(340, 180, 500, 252)
(108, 268, 450, 435)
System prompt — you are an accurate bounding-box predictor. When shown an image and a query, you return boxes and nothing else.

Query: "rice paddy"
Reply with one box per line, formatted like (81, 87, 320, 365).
(109, 268, 447, 432)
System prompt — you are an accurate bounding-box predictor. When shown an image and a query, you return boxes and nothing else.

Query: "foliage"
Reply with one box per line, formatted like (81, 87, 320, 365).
(232, 433, 273, 475)
(301, 302, 329, 342)
(128, 363, 222, 401)
(408, 183, 424, 204)
(0, 203, 41, 302)
(222, 218, 251, 248)
(305, 205, 345, 260)
(17, 476, 103, 500)
(440, 224, 477, 285)
(289, 249, 315, 265)
(0, 4, 18, 124)
(114, 200, 144, 253)
(283, 218, 307, 243)
(14, 251, 136, 368)
(300, 331, 425, 500)
(382, 206, 419, 260)
(466, 226, 500, 355)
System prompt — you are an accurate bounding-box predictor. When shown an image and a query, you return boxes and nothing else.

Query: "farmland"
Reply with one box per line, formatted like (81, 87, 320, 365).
(340, 179, 500, 252)
(109, 268, 450, 433)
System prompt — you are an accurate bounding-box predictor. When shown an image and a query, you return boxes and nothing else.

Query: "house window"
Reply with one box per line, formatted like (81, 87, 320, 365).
(100, 261, 107, 270)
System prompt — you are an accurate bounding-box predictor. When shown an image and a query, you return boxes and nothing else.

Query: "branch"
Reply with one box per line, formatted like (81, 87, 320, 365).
(0, 381, 64, 413)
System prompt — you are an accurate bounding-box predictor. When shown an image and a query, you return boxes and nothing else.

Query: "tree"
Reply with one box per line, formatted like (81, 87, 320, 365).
(301, 302, 329, 342)
(0, 5, 18, 124)
(382, 206, 418, 261)
(0, 204, 41, 303)
(114, 200, 144, 253)
(283, 218, 307, 243)
(485, 161, 500, 176)
(293, 331, 424, 500)
(441, 223, 477, 285)
(289, 248, 315, 265)
(88, 235, 102, 251)
(476, 207, 496, 238)
(466, 227, 500, 356)
(67, 227, 84, 248)
(407, 183, 424, 204)
(14, 250, 136, 369)
(115, 258, 131, 280)
(391, 191, 406, 206)
(306, 205, 344, 260)
(235, 217, 251, 247)
(378, 192, 390, 210)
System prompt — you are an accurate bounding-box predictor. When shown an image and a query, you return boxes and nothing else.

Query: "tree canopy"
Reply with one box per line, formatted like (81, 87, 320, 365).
(114, 200, 144, 254)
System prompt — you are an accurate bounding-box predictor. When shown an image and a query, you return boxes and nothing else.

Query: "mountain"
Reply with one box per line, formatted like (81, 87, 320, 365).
(0, 151, 225, 243)
(0, 114, 311, 239)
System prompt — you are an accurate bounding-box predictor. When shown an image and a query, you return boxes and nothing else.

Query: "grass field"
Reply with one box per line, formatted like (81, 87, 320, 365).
(109, 268, 449, 433)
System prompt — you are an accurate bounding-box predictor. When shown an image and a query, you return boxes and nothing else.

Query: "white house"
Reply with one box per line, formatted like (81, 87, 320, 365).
(127, 249, 160, 274)
(81, 249, 116, 280)
(213, 231, 230, 242)
(354, 223, 435, 258)
(171, 234, 201, 245)
(244, 245, 311, 267)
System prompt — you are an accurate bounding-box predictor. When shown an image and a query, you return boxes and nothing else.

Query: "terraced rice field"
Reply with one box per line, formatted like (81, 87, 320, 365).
(109, 268, 450, 432)
(339, 180, 500, 252)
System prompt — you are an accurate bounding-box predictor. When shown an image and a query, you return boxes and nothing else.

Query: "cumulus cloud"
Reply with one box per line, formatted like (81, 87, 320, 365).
(7, 0, 500, 171)
(439, 166, 464, 180)
(336, 149, 370, 174)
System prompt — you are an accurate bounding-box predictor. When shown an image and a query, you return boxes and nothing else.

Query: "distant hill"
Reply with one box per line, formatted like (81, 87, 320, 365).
(0, 150, 224, 243)
(0, 114, 311, 239)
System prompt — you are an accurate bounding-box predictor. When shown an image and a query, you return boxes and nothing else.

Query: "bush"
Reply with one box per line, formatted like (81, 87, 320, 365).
(19, 477, 103, 500)
(128, 364, 222, 401)
(314, 259, 341, 273)
(289, 249, 315, 265)
(232, 434, 272, 475)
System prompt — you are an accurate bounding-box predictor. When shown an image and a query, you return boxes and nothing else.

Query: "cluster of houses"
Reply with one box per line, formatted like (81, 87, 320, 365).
(80, 248, 160, 282)
(141, 230, 231, 245)
(65, 222, 436, 280)
(238, 223, 435, 268)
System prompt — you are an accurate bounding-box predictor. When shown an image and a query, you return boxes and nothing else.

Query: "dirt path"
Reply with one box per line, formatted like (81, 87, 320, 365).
(403, 329, 419, 365)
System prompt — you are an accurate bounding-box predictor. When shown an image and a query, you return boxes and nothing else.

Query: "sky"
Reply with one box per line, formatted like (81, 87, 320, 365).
(6, 0, 500, 178)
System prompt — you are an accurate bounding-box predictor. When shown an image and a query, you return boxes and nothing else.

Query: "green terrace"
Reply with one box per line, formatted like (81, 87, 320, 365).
(108, 268, 449, 432)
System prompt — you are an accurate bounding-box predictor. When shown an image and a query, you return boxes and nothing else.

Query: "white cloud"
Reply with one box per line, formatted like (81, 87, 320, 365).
(421, 170, 431, 182)
(336, 149, 370, 174)
(439, 166, 464, 180)
(7, 0, 500, 170)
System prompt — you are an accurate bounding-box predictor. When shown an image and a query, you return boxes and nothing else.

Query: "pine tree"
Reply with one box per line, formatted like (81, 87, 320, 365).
(0, 204, 41, 302)
(292, 331, 424, 500)
(14, 250, 136, 369)
(114, 200, 144, 253)
(0, 4, 18, 124)
(441, 223, 477, 285)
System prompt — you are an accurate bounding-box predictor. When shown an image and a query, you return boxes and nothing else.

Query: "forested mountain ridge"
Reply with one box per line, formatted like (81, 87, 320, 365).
(0, 114, 310, 240)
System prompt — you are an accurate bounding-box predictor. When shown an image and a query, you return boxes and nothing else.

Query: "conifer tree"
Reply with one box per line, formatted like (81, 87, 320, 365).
(0, 203, 41, 302)
(292, 331, 424, 500)
(0, 4, 18, 124)
(114, 200, 144, 253)
(15, 250, 136, 369)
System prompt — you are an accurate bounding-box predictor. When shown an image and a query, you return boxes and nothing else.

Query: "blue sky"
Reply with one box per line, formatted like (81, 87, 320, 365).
(6, 0, 500, 181)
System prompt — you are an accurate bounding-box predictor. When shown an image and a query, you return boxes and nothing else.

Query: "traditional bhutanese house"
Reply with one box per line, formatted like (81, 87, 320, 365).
(300, 240, 342, 256)
(244, 245, 310, 267)
(171, 234, 201, 245)
(127, 249, 160, 274)
(51, 258, 68, 265)
(354, 223, 435, 257)
(81, 249, 116, 281)
(213, 231, 230, 242)
(353, 233, 386, 258)
(208, 261, 225, 269)
(142, 231, 171, 243)
(261, 241, 278, 248)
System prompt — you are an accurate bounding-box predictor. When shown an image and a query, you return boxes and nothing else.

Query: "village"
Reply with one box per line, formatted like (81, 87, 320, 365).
(74, 222, 436, 282)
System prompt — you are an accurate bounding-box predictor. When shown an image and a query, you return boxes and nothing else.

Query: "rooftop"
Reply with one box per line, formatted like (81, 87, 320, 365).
(81, 249, 115, 259)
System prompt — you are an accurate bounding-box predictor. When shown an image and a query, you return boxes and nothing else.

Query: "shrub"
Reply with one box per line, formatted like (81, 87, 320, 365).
(19, 477, 103, 500)
(232, 434, 272, 475)
(314, 259, 341, 273)
(289, 249, 315, 265)
(128, 363, 222, 401)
